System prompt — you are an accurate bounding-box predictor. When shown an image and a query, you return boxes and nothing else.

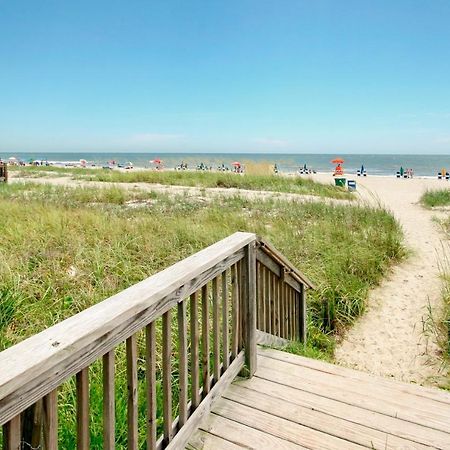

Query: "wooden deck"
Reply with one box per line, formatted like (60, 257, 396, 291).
(187, 347, 450, 449)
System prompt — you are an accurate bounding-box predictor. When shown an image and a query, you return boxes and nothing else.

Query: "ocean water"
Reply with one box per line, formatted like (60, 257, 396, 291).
(1, 152, 450, 177)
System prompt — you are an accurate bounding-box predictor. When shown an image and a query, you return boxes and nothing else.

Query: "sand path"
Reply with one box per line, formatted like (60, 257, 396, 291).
(314, 175, 449, 385)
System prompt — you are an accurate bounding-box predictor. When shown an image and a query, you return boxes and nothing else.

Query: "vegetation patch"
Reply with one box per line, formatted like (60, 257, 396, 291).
(10, 165, 353, 200)
(0, 183, 404, 446)
(421, 189, 450, 208)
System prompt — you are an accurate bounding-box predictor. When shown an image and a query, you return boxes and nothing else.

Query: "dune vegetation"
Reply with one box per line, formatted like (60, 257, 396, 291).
(9, 165, 353, 200)
(0, 182, 404, 447)
(421, 188, 450, 208)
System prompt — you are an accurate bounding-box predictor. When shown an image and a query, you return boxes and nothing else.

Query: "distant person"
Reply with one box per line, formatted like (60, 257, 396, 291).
(274, 164, 279, 174)
(400, 166, 404, 177)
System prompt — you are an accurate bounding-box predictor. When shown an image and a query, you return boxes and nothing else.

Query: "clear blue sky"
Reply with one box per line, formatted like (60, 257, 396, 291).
(1, 0, 450, 154)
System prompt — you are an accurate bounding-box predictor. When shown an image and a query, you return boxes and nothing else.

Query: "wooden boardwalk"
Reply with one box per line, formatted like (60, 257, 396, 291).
(187, 347, 450, 449)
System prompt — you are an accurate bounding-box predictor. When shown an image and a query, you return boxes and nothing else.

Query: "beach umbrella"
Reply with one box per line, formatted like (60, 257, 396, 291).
(150, 159, 162, 164)
(231, 161, 241, 166)
(331, 158, 344, 164)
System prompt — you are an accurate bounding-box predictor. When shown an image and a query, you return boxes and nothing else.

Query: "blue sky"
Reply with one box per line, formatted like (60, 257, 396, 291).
(1, 0, 450, 154)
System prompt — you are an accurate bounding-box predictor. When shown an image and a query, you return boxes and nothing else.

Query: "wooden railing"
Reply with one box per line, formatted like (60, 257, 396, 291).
(0, 162, 7, 183)
(0, 232, 313, 450)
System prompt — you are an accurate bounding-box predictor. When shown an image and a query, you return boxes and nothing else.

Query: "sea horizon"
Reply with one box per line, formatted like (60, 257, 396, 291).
(1, 151, 450, 177)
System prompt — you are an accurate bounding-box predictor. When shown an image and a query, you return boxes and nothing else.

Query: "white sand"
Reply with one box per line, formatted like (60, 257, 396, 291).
(312, 173, 449, 386)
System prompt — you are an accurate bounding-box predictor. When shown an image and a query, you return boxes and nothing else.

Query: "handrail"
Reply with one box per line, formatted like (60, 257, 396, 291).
(0, 232, 312, 449)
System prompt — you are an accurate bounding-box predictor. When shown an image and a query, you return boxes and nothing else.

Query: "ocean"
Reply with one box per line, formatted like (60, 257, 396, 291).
(1, 152, 450, 177)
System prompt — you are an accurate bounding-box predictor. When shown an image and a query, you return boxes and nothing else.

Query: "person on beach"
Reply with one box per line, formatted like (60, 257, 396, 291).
(400, 166, 404, 177)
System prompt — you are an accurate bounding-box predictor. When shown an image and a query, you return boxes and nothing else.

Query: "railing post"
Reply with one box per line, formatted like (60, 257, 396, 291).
(242, 241, 257, 377)
(299, 283, 307, 343)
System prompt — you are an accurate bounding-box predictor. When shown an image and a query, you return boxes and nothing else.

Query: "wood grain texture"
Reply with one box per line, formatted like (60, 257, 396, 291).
(103, 351, 115, 450)
(2, 415, 21, 450)
(221, 271, 229, 371)
(162, 311, 173, 446)
(212, 277, 220, 384)
(76, 367, 89, 450)
(177, 299, 188, 427)
(167, 351, 245, 450)
(146, 321, 157, 450)
(43, 389, 58, 450)
(230, 264, 239, 359)
(189, 293, 200, 410)
(201, 284, 210, 396)
(126, 335, 138, 450)
(0, 233, 254, 425)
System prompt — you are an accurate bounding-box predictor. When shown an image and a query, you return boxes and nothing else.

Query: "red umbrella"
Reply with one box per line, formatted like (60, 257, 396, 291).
(331, 158, 344, 164)
(150, 159, 161, 164)
(231, 161, 241, 166)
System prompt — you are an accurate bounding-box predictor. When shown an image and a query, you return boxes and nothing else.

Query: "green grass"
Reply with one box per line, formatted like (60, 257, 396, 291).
(9, 165, 353, 200)
(0, 182, 404, 448)
(420, 188, 450, 207)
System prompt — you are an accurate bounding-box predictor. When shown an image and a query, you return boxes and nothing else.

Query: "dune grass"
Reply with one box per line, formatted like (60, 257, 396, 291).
(421, 188, 450, 207)
(9, 165, 353, 200)
(0, 182, 404, 447)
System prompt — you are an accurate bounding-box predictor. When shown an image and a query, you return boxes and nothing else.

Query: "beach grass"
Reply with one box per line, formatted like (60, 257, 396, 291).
(0, 182, 404, 447)
(9, 165, 353, 200)
(420, 188, 450, 208)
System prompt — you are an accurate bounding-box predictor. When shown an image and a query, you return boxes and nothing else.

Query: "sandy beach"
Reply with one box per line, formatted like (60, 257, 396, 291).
(12, 170, 450, 386)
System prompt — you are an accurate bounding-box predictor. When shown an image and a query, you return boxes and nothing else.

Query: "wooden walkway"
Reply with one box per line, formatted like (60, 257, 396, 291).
(187, 347, 450, 449)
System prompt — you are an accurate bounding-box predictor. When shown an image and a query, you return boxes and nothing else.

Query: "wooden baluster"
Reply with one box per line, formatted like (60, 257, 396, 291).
(222, 270, 229, 370)
(290, 288, 295, 340)
(178, 299, 188, 427)
(258, 263, 266, 331)
(212, 277, 220, 383)
(3, 415, 21, 450)
(162, 311, 173, 446)
(103, 351, 115, 450)
(293, 289, 298, 340)
(280, 279, 285, 339)
(274, 275, 280, 336)
(126, 335, 138, 450)
(299, 284, 306, 343)
(21, 400, 43, 450)
(190, 292, 200, 410)
(76, 367, 89, 450)
(270, 272, 276, 335)
(243, 242, 257, 376)
(201, 284, 210, 396)
(287, 286, 292, 340)
(231, 264, 239, 359)
(264, 267, 271, 334)
(146, 321, 157, 450)
(237, 260, 244, 351)
(43, 389, 58, 450)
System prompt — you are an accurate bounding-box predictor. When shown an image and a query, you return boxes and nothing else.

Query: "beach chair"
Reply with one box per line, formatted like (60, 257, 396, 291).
(356, 170, 361, 176)
(446, 172, 450, 181)
(438, 172, 442, 180)
(396, 172, 400, 178)
(347, 180, 356, 191)
(363, 171, 367, 176)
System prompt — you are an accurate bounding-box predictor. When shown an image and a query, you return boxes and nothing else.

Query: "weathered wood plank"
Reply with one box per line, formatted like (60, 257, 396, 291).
(189, 293, 200, 411)
(264, 266, 271, 334)
(256, 355, 450, 434)
(237, 374, 450, 449)
(177, 299, 188, 427)
(299, 284, 306, 343)
(258, 346, 450, 405)
(242, 243, 257, 377)
(162, 311, 173, 446)
(221, 271, 229, 371)
(76, 367, 89, 450)
(146, 321, 157, 450)
(212, 397, 364, 450)
(2, 415, 21, 450)
(223, 384, 431, 449)
(126, 335, 138, 450)
(187, 429, 242, 449)
(201, 285, 210, 396)
(255, 330, 289, 347)
(166, 352, 245, 450)
(0, 232, 254, 425)
(198, 407, 306, 449)
(103, 351, 115, 450)
(43, 389, 58, 450)
(212, 277, 220, 383)
(230, 264, 239, 359)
